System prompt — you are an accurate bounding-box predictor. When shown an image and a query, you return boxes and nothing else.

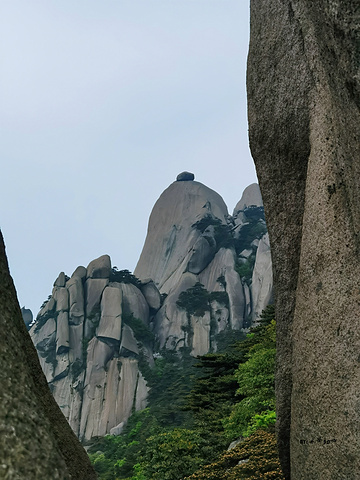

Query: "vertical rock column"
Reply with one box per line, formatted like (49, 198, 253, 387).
(248, 1, 360, 479)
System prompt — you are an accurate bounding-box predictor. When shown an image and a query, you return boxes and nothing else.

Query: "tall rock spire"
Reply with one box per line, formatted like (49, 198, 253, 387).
(248, 1, 360, 478)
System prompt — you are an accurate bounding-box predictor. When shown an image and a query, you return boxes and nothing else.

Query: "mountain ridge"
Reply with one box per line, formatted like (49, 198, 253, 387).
(29, 174, 273, 441)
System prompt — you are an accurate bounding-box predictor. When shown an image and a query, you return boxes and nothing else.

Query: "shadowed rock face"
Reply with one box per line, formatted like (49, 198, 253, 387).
(0, 232, 96, 479)
(248, 1, 360, 479)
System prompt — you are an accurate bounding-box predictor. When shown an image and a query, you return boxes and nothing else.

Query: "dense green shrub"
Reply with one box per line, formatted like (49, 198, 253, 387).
(176, 283, 229, 318)
(224, 306, 276, 439)
(141, 428, 206, 480)
(208, 291, 229, 307)
(123, 313, 154, 345)
(192, 215, 222, 233)
(192, 215, 234, 250)
(176, 283, 211, 317)
(184, 430, 284, 480)
(110, 268, 142, 288)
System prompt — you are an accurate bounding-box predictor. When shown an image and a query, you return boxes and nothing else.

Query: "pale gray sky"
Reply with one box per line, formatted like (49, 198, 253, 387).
(0, 0, 256, 315)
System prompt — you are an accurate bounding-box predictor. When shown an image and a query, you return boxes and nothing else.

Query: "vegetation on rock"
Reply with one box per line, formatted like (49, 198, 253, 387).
(110, 268, 142, 288)
(88, 305, 281, 479)
(184, 430, 284, 480)
(176, 283, 229, 318)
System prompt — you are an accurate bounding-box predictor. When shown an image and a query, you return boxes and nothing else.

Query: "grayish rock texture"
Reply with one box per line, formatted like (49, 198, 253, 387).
(251, 233, 273, 322)
(30, 180, 273, 444)
(134, 180, 228, 289)
(248, 2, 360, 478)
(0, 232, 96, 479)
(86, 254, 111, 279)
(176, 171, 195, 181)
(140, 279, 161, 311)
(97, 286, 122, 341)
(233, 183, 262, 214)
(31, 263, 151, 441)
(121, 283, 149, 326)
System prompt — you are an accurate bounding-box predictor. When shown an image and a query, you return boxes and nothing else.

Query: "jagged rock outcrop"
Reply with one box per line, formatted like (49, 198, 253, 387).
(248, 2, 360, 479)
(0, 232, 96, 479)
(31, 178, 273, 442)
(30, 257, 152, 441)
(136, 177, 272, 351)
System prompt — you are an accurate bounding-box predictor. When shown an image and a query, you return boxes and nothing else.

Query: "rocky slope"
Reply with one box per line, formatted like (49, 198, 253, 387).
(30, 174, 273, 441)
(248, 1, 360, 479)
(0, 232, 96, 479)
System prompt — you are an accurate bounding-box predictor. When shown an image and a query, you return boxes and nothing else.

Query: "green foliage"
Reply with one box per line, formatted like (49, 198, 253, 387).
(88, 452, 114, 478)
(147, 350, 195, 428)
(234, 206, 267, 259)
(176, 283, 229, 318)
(176, 283, 210, 317)
(184, 429, 284, 480)
(192, 215, 222, 233)
(235, 221, 267, 255)
(110, 268, 142, 288)
(88, 409, 161, 480)
(141, 428, 206, 480)
(243, 410, 276, 438)
(243, 205, 265, 221)
(213, 223, 234, 250)
(208, 291, 229, 307)
(235, 256, 256, 284)
(123, 313, 154, 345)
(192, 215, 234, 250)
(183, 352, 244, 462)
(213, 329, 247, 352)
(39, 294, 52, 310)
(88, 304, 279, 480)
(224, 306, 276, 439)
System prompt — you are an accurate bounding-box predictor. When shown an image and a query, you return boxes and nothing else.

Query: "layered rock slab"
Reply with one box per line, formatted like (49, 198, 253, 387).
(248, 1, 360, 478)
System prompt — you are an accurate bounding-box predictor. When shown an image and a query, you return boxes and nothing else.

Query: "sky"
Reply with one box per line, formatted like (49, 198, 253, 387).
(0, 0, 257, 316)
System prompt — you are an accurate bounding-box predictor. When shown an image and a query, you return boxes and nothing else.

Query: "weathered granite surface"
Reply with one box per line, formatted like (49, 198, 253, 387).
(30, 180, 274, 443)
(31, 259, 151, 441)
(248, 1, 360, 478)
(0, 232, 96, 479)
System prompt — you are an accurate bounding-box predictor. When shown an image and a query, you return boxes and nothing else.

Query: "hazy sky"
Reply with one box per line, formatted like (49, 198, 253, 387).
(1, 0, 257, 316)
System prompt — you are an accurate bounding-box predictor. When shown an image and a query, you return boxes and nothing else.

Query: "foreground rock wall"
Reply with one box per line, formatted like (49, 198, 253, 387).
(248, 1, 360, 479)
(0, 232, 96, 479)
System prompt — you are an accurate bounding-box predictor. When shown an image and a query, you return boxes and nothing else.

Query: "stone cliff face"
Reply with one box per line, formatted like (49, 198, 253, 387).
(248, 2, 360, 479)
(0, 232, 96, 479)
(30, 176, 273, 441)
(30, 256, 151, 441)
(135, 177, 272, 352)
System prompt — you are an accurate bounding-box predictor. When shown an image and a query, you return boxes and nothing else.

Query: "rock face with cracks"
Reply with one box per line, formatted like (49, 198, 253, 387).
(248, 1, 360, 479)
(30, 178, 274, 442)
(0, 232, 96, 479)
(30, 256, 151, 442)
